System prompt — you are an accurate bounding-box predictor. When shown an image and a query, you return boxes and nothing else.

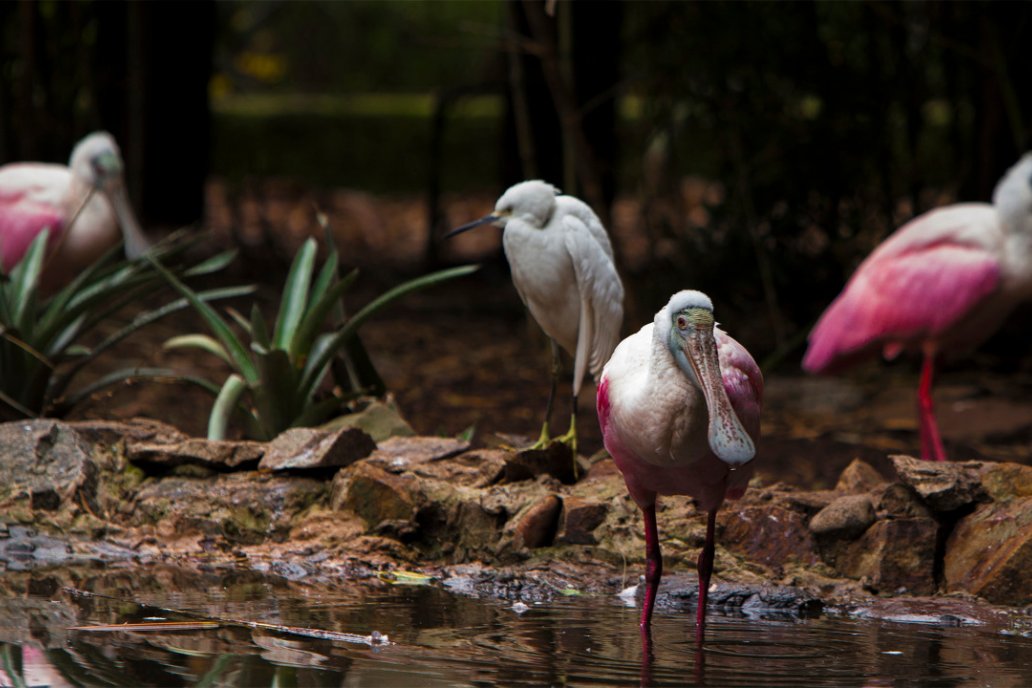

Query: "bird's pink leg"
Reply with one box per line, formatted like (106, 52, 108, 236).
(640, 502, 662, 630)
(695, 509, 718, 636)
(917, 347, 947, 462)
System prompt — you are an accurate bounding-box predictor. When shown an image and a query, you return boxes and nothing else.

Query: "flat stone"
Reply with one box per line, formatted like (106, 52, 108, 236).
(890, 455, 987, 512)
(835, 459, 886, 494)
(513, 495, 562, 549)
(722, 505, 819, 569)
(556, 496, 607, 545)
(809, 494, 876, 538)
(259, 427, 375, 472)
(365, 436, 470, 473)
(128, 437, 265, 470)
(944, 496, 1032, 605)
(504, 443, 576, 485)
(833, 518, 938, 595)
(404, 449, 506, 488)
(319, 398, 416, 441)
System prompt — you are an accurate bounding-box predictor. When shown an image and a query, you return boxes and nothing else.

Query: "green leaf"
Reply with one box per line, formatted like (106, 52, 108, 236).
(273, 237, 317, 350)
(208, 374, 249, 440)
(9, 231, 49, 333)
(250, 304, 271, 351)
(289, 269, 357, 364)
(253, 347, 297, 438)
(298, 264, 478, 402)
(164, 334, 232, 364)
(148, 256, 259, 384)
(183, 249, 238, 277)
(47, 285, 255, 405)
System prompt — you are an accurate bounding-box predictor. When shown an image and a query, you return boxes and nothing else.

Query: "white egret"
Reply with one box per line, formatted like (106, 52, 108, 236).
(448, 180, 624, 455)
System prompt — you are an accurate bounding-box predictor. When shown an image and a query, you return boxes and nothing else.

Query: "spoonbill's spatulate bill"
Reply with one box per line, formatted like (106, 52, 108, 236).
(449, 180, 624, 455)
(0, 131, 150, 287)
(803, 153, 1032, 462)
(597, 290, 762, 637)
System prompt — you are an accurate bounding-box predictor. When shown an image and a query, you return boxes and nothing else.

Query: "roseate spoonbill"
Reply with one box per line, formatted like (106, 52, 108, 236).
(448, 180, 624, 455)
(597, 290, 762, 635)
(0, 131, 150, 286)
(803, 153, 1032, 462)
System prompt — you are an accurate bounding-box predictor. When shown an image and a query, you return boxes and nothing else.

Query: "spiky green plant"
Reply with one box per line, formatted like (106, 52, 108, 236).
(0, 232, 252, 420)
(159, 236, 477, 440)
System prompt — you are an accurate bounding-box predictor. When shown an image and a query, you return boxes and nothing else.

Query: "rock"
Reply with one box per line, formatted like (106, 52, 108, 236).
(0, 420, 97, 517)
(832, 518, 938, 595)
(513, 495, 562, 549)
(835, 459, 886, 494)
(402, 449, 506, 488)
(504, 443, 576, 484)
(69, 418, 184, 446)
(259, 427, 375, 472)
(780, 489, 837, 515)
(657, 576, 823, 617)
(875, 483, 932, 519)
(809, 494, 876, 538)
(319, 398, 416, 441)
(721, 505, 819, 569)
(132, 472, 326, 545)
(128, 436, 265, 471)
(365, 436, 470, 473)
(977, 462, 1032, 502)
(890, 455, 986, 512)
(331, 462, 421, 531)
(556, 497, 607, 545)
(944, 496, 1032, 605)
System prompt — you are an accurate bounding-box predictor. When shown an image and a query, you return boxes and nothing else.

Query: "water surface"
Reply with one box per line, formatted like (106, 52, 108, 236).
(1, 572, 1030, 687)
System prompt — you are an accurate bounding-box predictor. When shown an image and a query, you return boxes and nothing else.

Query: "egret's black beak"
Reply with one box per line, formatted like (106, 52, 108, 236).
(444, 214, 501, 239)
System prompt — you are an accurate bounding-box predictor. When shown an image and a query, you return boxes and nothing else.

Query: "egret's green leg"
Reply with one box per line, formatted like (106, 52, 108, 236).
(529, 339, 562, 449)
(554, 394, 578, 458)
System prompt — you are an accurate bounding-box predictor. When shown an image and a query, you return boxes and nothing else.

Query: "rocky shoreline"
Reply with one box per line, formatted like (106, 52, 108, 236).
(1, 412, 1030, 622)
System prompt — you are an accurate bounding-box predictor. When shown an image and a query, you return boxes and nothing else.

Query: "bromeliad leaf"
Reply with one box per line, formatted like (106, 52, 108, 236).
(273, 237, 317, 351)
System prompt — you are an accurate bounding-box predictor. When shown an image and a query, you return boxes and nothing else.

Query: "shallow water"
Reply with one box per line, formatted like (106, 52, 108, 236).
(1, 572, 1031, 687)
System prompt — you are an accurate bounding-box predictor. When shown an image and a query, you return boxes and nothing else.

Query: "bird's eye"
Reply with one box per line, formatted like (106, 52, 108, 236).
(676, 315, 688, 330)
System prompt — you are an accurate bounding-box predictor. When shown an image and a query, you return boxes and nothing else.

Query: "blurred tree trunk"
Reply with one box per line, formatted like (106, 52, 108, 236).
(502, 0, 622, 225)
(96, 0, 214, 231)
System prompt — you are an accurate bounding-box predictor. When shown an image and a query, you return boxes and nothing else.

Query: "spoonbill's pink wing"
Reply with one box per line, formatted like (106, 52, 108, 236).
(715, 329, 763, 500)
(0, 193, 64, 272)
(803, 240, 1000, 373)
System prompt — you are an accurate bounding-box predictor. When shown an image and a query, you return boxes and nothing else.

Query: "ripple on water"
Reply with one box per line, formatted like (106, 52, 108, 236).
(5, 579, 1032, 687)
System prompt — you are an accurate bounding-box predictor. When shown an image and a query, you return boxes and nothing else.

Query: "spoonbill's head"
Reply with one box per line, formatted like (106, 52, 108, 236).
(67, 131, 149, 259)
(660, 289, 755, 465)
(992, 152, 1032, 232)
(445, 179, 560, 238)
(69, 132, 126, 194)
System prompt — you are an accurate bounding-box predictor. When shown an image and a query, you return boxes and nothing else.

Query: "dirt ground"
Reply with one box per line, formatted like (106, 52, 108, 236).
(69, 182, 1032, 491)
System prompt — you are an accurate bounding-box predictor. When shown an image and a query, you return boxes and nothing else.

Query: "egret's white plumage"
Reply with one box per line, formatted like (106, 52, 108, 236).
(598, 290, 762, 635)
(0, 131, 149, 287)
(450, 180, 624, 450)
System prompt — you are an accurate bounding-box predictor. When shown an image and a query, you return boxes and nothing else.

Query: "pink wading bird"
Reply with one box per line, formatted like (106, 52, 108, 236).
(803, 153, 1032, 462)
(597, 290, 762, 637)
(0, 131, 150, 287)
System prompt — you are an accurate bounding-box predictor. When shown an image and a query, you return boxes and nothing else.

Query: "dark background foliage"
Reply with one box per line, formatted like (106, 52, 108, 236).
(0, 0, 1029, 368)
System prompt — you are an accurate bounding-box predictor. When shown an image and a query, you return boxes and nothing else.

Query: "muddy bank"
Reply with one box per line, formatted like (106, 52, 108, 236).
(1, 415, 1030, 621)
